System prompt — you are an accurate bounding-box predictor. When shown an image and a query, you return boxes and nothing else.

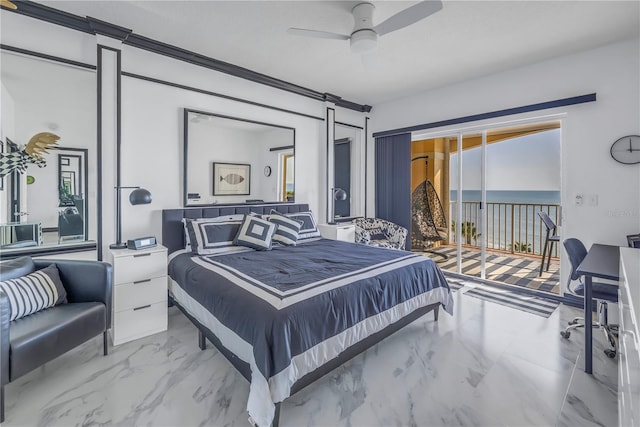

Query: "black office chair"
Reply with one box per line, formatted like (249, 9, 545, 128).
(560, 238, 618, 358)
(627, 233, 640, 248)
(537, 211, 560, 276)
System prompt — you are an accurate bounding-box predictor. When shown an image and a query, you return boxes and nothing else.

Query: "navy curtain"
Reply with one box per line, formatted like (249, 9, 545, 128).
(375, 133, 411, 250)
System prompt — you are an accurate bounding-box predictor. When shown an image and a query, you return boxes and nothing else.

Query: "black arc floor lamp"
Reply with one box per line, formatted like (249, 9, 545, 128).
(109, 186, 152, 249)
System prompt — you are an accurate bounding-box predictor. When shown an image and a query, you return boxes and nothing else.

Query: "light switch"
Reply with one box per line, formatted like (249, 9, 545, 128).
(588, 194, 598, 206)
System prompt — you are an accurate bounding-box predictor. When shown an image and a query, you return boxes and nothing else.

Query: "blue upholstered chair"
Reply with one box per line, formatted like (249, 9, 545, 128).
(560, 238, 618, 359)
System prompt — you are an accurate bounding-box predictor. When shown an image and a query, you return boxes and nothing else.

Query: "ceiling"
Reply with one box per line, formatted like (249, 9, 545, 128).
(33, 0, 640, 106)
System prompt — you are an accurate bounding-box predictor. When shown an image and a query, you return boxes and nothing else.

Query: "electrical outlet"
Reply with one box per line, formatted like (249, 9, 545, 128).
(575, 194, 584, 206)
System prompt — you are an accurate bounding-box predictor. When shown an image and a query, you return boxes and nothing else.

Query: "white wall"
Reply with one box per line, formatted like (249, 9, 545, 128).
(370, 37, 640, 289)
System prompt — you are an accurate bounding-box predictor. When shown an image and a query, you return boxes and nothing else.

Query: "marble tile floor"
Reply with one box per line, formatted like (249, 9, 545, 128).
(5, 285, 618, 427)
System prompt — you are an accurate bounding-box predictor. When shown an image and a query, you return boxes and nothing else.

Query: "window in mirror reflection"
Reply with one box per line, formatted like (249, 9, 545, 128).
(1, 50, 96, 252)
(184, 110, 295, 206)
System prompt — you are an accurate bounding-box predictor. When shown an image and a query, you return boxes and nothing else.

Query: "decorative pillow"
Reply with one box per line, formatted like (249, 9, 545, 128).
(0, 256, 36, 281)
(234, 214, 277, 251)
(269, 210, 303, 246)
(183, 215, 245, 250)
(285, 211, 321, 241)
(0, 264, 67, 321)
(185, 218, 242, 255)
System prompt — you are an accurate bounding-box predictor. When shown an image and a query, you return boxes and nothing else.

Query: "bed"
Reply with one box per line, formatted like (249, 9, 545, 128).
(162, 204, 453, 427)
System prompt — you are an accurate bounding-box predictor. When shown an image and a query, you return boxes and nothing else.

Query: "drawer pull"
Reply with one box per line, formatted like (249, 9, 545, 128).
(133, 253, 151, 258)
(133, 304, 151, 311)
(133, 279, 151, 284)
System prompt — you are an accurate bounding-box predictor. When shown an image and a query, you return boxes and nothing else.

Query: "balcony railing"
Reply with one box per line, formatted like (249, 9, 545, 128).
(449, 202, 561, 257)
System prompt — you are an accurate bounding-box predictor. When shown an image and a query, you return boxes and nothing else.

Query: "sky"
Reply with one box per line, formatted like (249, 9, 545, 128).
(450, 129, 561, 191)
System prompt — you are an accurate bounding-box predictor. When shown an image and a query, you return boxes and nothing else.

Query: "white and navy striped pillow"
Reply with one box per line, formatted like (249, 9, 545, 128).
(285, 211, 321, 241)
(0, 264, 67, 321)
(233, 214, 277, 251)
(269, 210, 303, 246)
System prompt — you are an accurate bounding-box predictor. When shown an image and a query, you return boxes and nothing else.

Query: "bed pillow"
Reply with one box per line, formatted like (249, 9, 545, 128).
(182, 215, 245, 250)
(185, 218, 242, 255)
(285, 211, 321, 241)
(234, 214, 277, 251)
(0, 264, 67, 321)
(269, 210, 303, 246)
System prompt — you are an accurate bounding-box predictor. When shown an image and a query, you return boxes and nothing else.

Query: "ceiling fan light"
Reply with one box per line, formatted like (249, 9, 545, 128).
(350, 29, 377, 54)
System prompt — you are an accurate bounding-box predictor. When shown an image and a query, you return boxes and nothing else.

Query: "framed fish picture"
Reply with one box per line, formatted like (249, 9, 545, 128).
(213, 162, 251, 196)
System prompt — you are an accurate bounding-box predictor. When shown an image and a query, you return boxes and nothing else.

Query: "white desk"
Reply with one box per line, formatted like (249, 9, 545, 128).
(619, 248, 639, 427)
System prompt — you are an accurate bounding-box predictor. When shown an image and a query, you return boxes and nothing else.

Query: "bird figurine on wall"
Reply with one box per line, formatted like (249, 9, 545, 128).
(0, 132, 60, 178)
(0, 0, 18, 10)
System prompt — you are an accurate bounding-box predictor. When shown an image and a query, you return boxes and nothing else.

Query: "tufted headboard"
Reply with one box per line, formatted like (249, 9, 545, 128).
(162, 203, 310, 254)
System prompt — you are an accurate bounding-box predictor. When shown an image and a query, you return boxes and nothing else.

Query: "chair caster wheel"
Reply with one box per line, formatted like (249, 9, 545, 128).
(568, 319, 578, 325)
(604, 349, 616, 359)
(560, 331, 570, 339)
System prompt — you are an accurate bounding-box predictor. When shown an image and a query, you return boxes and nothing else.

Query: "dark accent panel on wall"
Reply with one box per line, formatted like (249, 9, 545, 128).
(0, 44, 96, 70)
(121, 72, 323, 121)
(7, 2, 372, 113)
(375, 134, 412, 250)
(365, 117, 369, 218)
(97, 47, 103, 261)
(373, 93, 597, 138)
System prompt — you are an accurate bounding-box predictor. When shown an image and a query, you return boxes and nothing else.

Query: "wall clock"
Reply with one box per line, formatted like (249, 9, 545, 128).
(610, 135, 640, 165)
(264, 166, 272, 177)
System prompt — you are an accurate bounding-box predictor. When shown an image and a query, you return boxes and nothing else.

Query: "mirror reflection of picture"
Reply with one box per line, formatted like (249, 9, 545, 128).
(213, 162, 250, 196)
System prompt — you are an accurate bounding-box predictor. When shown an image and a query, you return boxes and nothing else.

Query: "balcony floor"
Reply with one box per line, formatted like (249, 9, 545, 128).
(419, 245, 560, 295)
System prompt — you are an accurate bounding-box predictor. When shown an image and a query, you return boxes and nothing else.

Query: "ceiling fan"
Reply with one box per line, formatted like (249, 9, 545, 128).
(287, 1, 443, 54)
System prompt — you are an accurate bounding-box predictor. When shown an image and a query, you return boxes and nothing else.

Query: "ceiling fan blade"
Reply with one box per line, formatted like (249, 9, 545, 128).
(374, 1, 443, 36)
(287, 28, 350, 41)
(1, 0, 18, 9)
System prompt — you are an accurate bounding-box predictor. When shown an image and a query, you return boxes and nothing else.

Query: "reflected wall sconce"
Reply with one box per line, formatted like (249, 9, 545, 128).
(109, 186, 152, 249)
(329, 187, 347, 225)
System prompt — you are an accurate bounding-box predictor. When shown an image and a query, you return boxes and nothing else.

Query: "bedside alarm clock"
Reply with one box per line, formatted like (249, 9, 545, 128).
(127, 236, 157, 250)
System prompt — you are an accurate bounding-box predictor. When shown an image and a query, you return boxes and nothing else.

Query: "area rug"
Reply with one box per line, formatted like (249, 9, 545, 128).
(463, 285, 559, 318)
(443, 276, 466, 292)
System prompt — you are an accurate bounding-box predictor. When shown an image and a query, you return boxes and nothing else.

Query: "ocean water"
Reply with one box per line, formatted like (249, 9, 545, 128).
(450, 190, 560, 204)
(447, 190, 561, 254)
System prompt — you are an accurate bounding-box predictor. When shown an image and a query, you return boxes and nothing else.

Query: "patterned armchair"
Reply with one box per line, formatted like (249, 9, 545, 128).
(353, 218, 408, 250)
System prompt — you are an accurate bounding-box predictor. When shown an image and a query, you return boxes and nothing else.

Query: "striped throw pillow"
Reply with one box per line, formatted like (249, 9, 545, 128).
(285, 211, 321, 241)
(233, 214, 277, 251)
(185, 219, 243, 255)
(269, 210, 303, 246)
(0, 264, 67, 321)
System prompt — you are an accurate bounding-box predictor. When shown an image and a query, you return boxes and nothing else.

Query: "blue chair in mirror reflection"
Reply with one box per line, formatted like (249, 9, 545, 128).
(58, 207, 84, 243)
(560, 238, 618, 359)
(537, 211, 560, 276)
(0, 223, 42, 249)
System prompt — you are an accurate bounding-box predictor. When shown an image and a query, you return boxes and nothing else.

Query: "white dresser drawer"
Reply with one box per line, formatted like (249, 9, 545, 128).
(317, 223, 355, 242)
(113, 250, 166, 284)
(112, 301, 167, 345)
(114, 276, 167, 312)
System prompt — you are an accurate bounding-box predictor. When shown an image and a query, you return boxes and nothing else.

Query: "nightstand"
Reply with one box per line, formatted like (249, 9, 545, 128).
(317, 223, 355, 242)
(107, 245, 168, 345)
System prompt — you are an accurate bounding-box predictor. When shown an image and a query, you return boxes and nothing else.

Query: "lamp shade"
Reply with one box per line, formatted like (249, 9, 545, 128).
(129, 188, 152, 205)
(334, 188, 347, 201)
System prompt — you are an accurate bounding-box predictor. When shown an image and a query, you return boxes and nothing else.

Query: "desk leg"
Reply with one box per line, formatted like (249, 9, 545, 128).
(584, 275, 593, 374)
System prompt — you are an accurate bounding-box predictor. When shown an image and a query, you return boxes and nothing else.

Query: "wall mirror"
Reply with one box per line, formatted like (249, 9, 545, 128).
(332, 122, 365, 220)
(184, 109, 295, 206)
(0, 50, 96, 254)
